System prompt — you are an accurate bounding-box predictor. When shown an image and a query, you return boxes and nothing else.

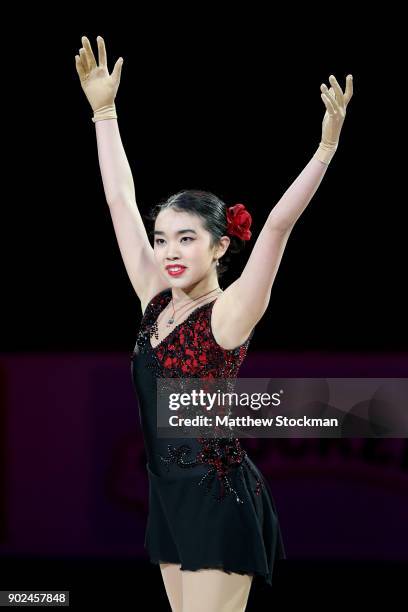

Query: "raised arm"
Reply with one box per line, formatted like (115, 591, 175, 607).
(94, 118, 169, 307)
(75, 35, 168, 309)
(215, 75, 354, 344)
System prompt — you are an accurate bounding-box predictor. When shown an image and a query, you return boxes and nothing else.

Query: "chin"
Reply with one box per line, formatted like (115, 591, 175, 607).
(165, 275, 190, 287)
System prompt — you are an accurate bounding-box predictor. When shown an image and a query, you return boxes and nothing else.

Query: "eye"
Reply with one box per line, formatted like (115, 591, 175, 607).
(154, 236, 194, 245)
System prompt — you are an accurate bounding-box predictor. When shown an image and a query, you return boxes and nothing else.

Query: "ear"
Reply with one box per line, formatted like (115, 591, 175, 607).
(216, 235, 231, 258)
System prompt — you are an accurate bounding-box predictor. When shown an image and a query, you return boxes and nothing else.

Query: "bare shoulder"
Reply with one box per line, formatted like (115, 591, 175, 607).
(140, 278, 171, 315)
(211, 279, 255, 350)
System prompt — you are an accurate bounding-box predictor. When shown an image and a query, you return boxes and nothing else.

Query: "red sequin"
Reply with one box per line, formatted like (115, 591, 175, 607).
(131, 288, 263, 503)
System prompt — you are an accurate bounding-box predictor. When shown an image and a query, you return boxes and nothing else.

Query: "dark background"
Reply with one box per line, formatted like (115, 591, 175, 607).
(3, 11, 406, 353)
(1, 9, 406, 610)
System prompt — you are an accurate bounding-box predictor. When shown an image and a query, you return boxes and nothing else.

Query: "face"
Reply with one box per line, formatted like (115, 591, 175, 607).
(153, 208, 229, 287)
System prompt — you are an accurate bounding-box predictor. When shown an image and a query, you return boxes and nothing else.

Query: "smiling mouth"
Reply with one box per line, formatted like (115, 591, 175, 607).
(166, 265, 187, 275)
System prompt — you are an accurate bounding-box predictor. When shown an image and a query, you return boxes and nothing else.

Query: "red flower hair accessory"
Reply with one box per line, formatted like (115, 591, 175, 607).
(226, 203, 252, 241)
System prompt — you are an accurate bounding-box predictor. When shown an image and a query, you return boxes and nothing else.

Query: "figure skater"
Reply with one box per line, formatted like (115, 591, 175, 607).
(75, 34, 353, 612)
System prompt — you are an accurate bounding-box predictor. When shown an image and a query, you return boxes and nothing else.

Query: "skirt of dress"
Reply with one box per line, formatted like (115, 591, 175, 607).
(144, 454, 286, 588)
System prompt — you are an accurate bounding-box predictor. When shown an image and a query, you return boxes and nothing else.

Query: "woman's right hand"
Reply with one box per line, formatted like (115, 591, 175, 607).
(75, 35, 124, 120)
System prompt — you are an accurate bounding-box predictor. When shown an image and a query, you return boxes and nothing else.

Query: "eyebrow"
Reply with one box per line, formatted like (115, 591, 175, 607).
(153, 229, 198, 236)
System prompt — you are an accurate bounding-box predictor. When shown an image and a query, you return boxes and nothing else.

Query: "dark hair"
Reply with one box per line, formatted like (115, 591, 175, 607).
(145, 189, 248, 278)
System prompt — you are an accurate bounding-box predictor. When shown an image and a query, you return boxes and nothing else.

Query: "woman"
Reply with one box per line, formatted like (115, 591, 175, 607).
(75, 35, 353, 612)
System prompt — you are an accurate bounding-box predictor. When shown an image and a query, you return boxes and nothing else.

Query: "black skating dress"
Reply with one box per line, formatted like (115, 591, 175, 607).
(130, 288, 286, 587)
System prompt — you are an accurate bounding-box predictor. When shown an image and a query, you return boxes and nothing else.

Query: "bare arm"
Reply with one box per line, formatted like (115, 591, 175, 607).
(265, 156, 329, 231)
(75, 35, 168, 308)
(214, 156, 324, 342)
(95, 117, 136, 204)
(214, 74, 354, 347)
(95, 119, 169, 305)
(226, 154, 328, 318)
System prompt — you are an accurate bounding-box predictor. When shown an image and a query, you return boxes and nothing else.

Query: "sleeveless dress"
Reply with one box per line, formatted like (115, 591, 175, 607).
(130, 288, 286, 587)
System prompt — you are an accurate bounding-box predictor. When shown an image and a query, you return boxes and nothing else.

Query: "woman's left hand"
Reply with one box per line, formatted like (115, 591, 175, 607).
(314, 74, 354, 164)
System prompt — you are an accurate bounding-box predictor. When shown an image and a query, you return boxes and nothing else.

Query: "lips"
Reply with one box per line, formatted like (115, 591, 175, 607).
(166, 265, 187, 277)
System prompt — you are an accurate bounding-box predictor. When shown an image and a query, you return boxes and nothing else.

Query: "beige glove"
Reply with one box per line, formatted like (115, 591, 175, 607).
(75, 35, 124, 123)
(313, 74, 354, 164)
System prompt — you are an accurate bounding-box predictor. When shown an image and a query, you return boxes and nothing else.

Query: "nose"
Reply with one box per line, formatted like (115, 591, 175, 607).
(166, 249, 181, 261)
(164, 242, 182, 261)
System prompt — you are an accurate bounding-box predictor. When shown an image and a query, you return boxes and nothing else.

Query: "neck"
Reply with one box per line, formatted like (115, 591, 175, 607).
(171, 276, 221, 305)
